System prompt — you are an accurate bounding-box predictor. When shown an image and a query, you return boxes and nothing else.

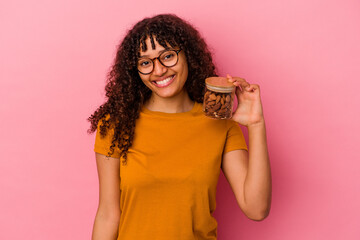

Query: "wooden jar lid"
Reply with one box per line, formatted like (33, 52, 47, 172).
(205, 77, 235, 93)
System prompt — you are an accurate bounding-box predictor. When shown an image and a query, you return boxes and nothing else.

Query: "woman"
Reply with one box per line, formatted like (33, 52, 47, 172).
(88, 14, 271, 240)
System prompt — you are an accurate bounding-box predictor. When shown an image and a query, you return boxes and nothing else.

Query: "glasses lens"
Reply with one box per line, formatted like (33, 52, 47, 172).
(137, 58, 153, 74)
(137, 50, 179, 74)
(160, 50, 178, 67)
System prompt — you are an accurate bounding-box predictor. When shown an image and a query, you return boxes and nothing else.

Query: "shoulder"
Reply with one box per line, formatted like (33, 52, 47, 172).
(95, 113, 117, 145)
(94, 114, 121, 158)
(96, 114, 115, 134)
(97, 113, 111, 126)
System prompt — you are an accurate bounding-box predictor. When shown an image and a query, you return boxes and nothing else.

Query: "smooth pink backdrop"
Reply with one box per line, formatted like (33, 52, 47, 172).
(1, 0, 359, 239)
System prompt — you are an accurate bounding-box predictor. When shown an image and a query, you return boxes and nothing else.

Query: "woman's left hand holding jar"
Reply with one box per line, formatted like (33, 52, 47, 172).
(227, 74, 265, 127)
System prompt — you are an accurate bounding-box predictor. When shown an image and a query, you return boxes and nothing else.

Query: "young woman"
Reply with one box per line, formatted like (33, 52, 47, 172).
(88, 14, 271, 240)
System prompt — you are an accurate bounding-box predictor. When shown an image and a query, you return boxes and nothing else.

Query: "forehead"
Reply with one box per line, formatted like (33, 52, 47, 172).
(139, 36, 173, 56)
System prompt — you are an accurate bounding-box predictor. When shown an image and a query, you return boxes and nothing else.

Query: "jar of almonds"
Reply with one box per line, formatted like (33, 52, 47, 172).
(203, 77, 235, 119)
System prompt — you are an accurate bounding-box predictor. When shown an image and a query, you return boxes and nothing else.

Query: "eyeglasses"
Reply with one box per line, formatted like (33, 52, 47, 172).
(137, 49, 182, 75)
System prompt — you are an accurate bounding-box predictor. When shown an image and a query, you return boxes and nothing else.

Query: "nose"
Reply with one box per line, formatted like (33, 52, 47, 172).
(152, 58, 167, 76)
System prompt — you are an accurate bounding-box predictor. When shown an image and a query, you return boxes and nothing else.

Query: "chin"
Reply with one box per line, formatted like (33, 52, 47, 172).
(154, 88, 184, 99)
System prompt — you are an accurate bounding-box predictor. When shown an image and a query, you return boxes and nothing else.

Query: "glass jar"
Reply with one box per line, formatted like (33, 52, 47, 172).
(203, 77, 235, 119)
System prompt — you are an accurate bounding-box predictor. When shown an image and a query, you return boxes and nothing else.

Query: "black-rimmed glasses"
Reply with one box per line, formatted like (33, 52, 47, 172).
(137, 49, 182, 75)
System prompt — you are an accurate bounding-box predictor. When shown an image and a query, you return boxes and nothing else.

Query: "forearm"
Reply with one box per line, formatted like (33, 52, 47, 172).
(92, 209, 120, 240)
(244, 121, 272, 219)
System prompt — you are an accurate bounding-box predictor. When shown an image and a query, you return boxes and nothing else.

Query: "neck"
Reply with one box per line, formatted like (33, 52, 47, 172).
(144, 90, 195, 113)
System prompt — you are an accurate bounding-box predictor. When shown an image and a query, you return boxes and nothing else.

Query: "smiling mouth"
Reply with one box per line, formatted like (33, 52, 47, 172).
(152, 75, 175, 87)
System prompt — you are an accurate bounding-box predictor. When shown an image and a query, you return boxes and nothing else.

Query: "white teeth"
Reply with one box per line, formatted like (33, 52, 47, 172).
(156, 76, 173, 85)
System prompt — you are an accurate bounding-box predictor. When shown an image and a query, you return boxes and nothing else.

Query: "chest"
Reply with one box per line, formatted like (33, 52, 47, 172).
(120, 118, 227, 190)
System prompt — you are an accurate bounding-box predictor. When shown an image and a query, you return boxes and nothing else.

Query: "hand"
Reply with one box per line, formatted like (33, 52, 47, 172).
(227, 74, 265, 127)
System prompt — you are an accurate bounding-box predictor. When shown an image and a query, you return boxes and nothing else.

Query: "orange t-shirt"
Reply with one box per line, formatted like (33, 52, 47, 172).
(94, 101, 248, 240)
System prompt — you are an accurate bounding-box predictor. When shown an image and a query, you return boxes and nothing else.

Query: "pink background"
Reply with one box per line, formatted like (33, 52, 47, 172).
(1, 0, 359, 239)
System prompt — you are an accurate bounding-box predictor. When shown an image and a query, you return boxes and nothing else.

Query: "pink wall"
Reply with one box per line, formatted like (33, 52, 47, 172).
(1, 0, 359, 239)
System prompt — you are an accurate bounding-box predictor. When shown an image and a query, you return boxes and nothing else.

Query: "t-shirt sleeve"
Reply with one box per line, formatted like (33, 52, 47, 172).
(223, 120, 248, 153)
(94, 118, 121, 158)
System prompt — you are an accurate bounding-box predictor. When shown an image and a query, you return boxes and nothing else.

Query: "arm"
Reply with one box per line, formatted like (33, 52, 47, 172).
(221, 121, 271, 221)
(222, 75, 272, 221)
(92, 153, 121, 240)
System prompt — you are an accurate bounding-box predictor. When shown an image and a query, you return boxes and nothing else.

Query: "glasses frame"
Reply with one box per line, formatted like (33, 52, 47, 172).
(137, 49, 182, 75)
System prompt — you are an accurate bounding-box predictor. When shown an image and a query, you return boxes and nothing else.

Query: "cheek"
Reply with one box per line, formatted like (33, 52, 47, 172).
(184, 63, 188, 76)
(139, 75, 150, 85)
(177, 62, 188, 78)
(182, 64, 189, 80)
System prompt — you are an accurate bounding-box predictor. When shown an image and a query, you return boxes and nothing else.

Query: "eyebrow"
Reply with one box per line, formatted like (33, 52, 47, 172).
(139, 47, 173, 58)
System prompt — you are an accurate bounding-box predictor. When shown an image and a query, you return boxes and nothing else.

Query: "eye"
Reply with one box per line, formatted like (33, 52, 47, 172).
(161, 52, 175, 61)
(139, 59, 152, 67)
(165, 53, 174, 59)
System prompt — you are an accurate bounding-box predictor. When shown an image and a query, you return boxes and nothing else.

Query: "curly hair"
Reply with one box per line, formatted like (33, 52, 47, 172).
(87, 14, 217, 165)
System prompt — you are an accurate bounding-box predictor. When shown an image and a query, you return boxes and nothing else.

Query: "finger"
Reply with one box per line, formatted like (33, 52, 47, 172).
(242, 82, 250, 91)
(246, 84, 260, 92)
(237, 80, 250, 91)
(233, 81, 242, 87)
(232, 77, 247, 83)
(231, 77, 249, 89)
(228, 75, 243, 90)
(227, 74, 235, 83)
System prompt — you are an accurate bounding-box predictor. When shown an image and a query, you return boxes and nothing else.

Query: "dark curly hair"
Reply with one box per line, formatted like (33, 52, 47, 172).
(87, 14, 217, 165)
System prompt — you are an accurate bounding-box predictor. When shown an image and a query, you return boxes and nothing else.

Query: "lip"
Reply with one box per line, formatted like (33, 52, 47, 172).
(152, 75, 176, 88)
